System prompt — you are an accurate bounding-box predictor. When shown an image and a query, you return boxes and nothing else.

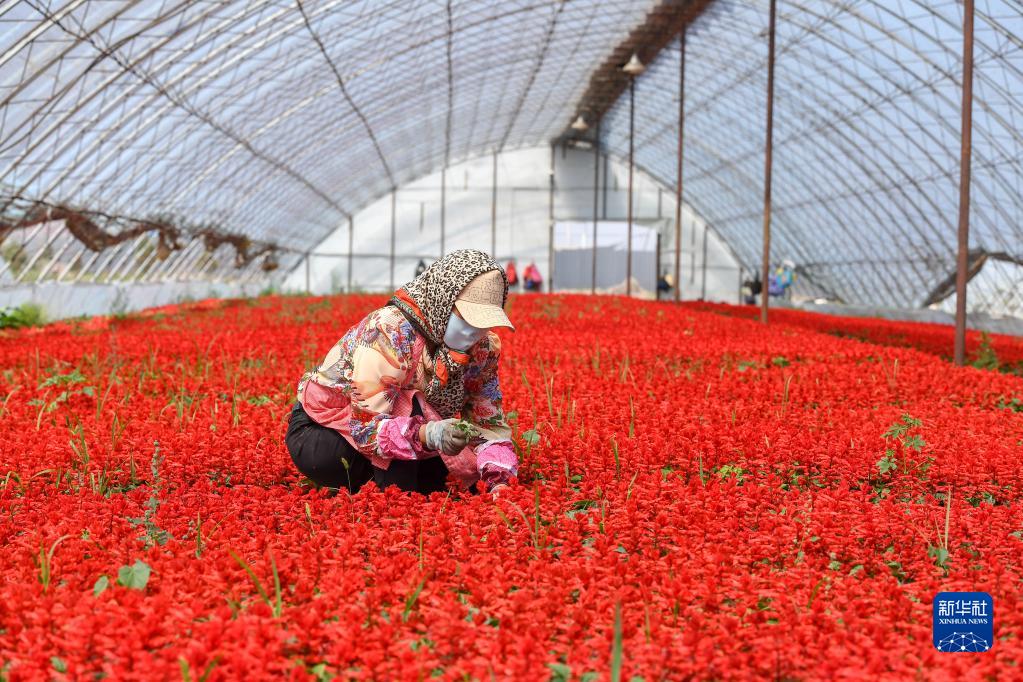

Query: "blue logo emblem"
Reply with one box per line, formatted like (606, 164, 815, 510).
(933, 592, 993, 652)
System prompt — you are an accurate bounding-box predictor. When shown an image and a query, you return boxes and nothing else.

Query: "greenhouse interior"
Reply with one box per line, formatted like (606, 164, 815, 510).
(1, 0, 1022, 679)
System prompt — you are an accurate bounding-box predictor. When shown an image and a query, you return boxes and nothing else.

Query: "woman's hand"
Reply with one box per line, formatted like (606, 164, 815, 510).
(422, 418, 470, 455)
(488, 483, 509, 498)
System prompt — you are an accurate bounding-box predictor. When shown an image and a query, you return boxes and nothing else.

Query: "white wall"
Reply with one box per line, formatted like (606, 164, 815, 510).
(283, 145, 743, 303)
(0, 280, 264, 321)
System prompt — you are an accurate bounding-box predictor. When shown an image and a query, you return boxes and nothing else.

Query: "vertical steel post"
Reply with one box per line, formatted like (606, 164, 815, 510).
(305, 252, 311, 294)
(491, 152, 498, 259)
(674, 28, 686, 302)
(954, 0, 975, 366)
(440, 167, 446, 257)
(347, 215, 353, 293)
(701, 223, 708, 300)
(626, 76, 635, 297)
(656, 232, 662, 299)
(548, 143, 555, 293)
(592, 120, 600, 295)
(760, 0, 777, 324)
(390, 189, 397, 291)
(602, 153, 609, 219)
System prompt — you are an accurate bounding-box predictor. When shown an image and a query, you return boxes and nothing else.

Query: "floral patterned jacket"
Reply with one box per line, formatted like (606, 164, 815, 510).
(296, 305, 517, 489)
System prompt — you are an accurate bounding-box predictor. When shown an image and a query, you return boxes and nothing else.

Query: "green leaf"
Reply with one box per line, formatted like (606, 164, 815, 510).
(454, 420, 481, 439)
(901, 414, 922, 428)
(547, 662, 571, 682)
(93, 575, 109, 597)
(877, 450, 897, 475)
(402, 578, 426, 623)
(771, 356, 790, 367)
(902, 434, 926, 452)
(51, 656, 67, 673)
(522, 429, 540, 446)
(116, 559, 151, 590)
(928, 545, 950, 568)
(610, 602, 623, 682)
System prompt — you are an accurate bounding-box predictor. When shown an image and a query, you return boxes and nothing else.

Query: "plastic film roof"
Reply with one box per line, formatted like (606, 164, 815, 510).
(600, 0, 1023, 310)
(0, 0, 656, 278)
(1, 0, 1021, 313)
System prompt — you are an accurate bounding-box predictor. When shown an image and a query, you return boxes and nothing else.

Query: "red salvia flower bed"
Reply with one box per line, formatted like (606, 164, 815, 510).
(0, 294, 1020, 680)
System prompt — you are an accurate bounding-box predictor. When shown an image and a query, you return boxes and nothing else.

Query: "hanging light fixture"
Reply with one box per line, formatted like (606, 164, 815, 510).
(570, 115, 589, 131)
(622, 53, 645, 75)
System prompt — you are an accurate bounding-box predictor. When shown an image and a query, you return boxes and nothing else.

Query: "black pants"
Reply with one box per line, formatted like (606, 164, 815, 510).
(285, 402, 449, 494)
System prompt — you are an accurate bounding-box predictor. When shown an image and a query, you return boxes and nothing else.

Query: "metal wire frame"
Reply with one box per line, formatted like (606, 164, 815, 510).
(0, 0, 654, 282)
(606, 11, 928, 306)
(599, 0, 1023, 313)
(1, 0, 1021, 316)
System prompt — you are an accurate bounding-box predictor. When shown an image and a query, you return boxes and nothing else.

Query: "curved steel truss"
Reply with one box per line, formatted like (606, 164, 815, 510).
(0, 0, 1020, 316)
(599, 0, 1023, 312)
(0, 0, 658, 283)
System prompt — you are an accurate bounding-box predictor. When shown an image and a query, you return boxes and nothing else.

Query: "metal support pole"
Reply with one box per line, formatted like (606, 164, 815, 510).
(389, 189, 397, 291)
(954, 0, 975, 366)
(626, 75, 635, 297)
(347, 216, 353, 293)
(176, 242, 208, 281)
(656, 232, 662, 299)
(14, 225, 63, 283)
(148, 240, 193, 283)
(305, 252, 311, 294)
(674, 28, 686, 302)
(548, 143, 555, 293)
(701, 223, 708, 300)
(602, 153, 609, 219)
(592, 120, 600, 295)
(491, 152, 498, 259)
(129, 248, 162, 283)
(440, 167, 446, 257)
(33, 236, 75, 282)
(0, 222, 47, 280)
(56, 243, 89, 283)
(760, 0, 777, 324)
(169, 242, 207, 282)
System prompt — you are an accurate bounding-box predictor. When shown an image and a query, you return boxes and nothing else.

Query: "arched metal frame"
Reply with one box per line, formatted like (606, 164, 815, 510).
(0, 0, 1020, 318)
(600, 0, 1023, 312)
(1, 0, 656, 282)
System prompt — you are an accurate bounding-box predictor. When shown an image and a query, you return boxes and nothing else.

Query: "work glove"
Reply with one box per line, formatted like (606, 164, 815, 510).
(423, 418, 470, 455)
(488, 483, 510, 498)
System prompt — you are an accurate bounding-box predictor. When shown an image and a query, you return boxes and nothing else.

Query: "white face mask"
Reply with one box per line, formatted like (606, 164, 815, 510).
(444, 312, 488, 351)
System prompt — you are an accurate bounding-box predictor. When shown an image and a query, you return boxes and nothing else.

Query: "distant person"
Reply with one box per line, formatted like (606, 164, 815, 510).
(415, 259, 427, 278)
(523, 261, 543, 292)
(744, 273, 762, 305)
(506, 259, 519, 291)
(768, 260, 796, 299)
(657, 271, 673, 300)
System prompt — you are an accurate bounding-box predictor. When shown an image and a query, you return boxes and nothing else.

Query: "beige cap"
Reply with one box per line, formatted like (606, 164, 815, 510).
(455, 270, 515, 330)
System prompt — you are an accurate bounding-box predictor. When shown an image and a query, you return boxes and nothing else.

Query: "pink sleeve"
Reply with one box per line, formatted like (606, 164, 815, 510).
(476, 441, 517, 490)
(375, 415, 434, 460)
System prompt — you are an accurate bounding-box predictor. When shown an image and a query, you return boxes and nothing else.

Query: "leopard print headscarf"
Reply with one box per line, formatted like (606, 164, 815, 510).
(389, 249, 508, 418)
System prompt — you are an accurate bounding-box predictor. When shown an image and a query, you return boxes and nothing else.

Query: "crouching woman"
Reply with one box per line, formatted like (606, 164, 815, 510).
(285, 250, 518, 495)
